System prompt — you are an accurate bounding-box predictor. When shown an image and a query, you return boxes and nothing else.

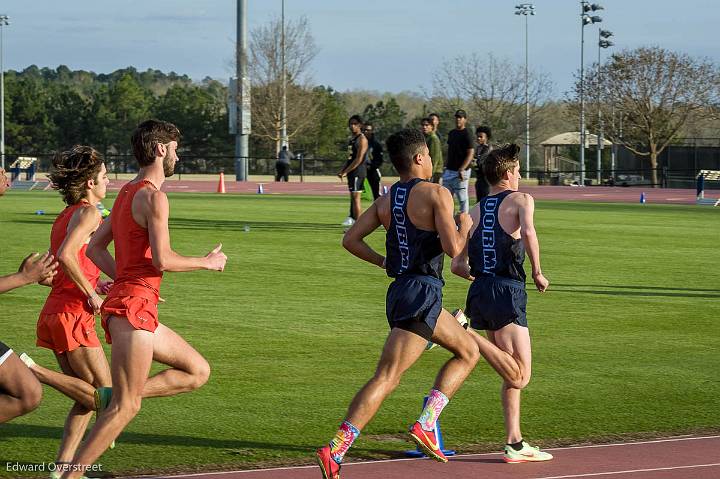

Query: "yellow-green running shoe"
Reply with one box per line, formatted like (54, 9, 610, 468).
(503, 441, 553, 463)
(94, 387, 115, 449)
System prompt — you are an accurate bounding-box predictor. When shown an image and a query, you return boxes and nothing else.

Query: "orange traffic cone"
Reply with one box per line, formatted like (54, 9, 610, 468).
(217, 172, 226, 194)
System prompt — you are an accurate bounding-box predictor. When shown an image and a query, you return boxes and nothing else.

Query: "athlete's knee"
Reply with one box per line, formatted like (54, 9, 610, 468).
(506, 369, 531, 390)
(19, 380, 43, 414)
(456, 337, 481, 367)
(189, 358, 211, 390)
(114, 395, 142, 419)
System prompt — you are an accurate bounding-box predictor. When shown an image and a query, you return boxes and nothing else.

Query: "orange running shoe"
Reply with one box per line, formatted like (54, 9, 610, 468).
(408, 421, 448, 463)
(316, 445, 341, 479)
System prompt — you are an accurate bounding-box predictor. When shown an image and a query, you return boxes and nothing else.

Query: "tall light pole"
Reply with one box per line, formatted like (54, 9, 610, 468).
(235, 0, 249, 181)
(280, 0, 288, 150)
(0, 15, 9, 171)
(596, 29, 613, 183)
(579, 2, 602, 186)
(515, 3, 534, 179)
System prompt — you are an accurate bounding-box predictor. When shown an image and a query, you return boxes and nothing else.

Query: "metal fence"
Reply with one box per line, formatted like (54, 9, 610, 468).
(8, 153, 400, 181)
(535, 167, 709, 189)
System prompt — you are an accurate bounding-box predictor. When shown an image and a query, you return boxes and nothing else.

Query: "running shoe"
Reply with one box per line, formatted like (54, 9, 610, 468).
(315, 445, 341, 479)
(503, 441, 553, 463)
(94, 386, 112, 412)
(451, 309, 469, 329)
(94, 387, 115, 449)
(408, 421, 448, 463)
(341, 217, 355, 227)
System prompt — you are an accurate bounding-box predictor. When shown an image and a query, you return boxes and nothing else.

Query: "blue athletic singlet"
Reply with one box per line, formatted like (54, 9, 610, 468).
(385, 178, 444, 280)
(468, 190, 526, 282)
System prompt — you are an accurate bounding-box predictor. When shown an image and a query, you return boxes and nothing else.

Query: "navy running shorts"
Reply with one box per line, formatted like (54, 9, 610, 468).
(466, 276, 528, 331)
(386, 275, 444, 341)
(0, 340, 13, 367)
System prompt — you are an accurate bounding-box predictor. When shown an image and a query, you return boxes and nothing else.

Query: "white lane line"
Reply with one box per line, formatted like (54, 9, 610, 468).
(531, 462, 720, 479)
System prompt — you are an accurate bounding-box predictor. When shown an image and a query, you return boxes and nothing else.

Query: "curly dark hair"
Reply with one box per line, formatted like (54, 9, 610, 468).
(386, 129, 427, 174)
(49, 146, 104, 205)
(483, 143, 520, 185)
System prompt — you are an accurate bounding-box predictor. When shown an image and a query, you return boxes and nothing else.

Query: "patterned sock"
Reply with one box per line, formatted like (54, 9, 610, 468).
(418, 389, 449, 431)
(329, 420, 360, 464)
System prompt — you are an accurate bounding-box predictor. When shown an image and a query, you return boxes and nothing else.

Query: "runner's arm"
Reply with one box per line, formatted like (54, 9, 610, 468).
(518, 194, 548, 292)
(433, 186, 472, 257)
(450, 205, 480, 280)
(339, 135, 368, 177)
(86, 215, 117, 279)
(58, 206, 105, 312)
(145, 190, 227, 272)
(342, 201, 385, 268)
(0, 252, 58, 294)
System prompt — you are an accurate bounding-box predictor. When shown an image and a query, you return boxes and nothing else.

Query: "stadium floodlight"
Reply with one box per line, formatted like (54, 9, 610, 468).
(578, 2, 603, 186)
(583, 3, 604, 12)
(596, 27, 615, 183)
(0, 14, 9, 170)
(514, 3, 535, 178)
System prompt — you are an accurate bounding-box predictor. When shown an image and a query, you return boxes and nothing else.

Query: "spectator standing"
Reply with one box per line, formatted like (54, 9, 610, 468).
(276, 145, 294, 182)
(363, 123, 384, 200)
(338, 115, 369, 226)
(474, 126, 492, 201)
(421, 118, 443, 183)
(442, 109, 475, 212)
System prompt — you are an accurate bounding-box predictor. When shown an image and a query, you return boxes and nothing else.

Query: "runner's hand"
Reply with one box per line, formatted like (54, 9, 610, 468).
(455, 212, 472, 232)
(533, 272, 549, 293)
(205, 243, 227, 271)
(18, 252, 58, 284)
(87, 292, 103, 315)
(96, 280, 113, 295)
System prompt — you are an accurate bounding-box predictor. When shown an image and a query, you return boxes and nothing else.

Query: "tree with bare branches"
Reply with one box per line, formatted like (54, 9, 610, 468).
(576, 46, 720, 186)
(248, 16, 320, 155)
(429, 53, 554, 144)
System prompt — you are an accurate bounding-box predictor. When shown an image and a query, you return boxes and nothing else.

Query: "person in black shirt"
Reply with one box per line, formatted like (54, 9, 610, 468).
(442, 109, 474, 212)
(474, 126, 492, 202)
(338, 115, 368, 226)
(363, 123, 384, 200)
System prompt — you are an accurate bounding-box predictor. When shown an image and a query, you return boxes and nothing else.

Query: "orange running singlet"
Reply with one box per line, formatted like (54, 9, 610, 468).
(106, 180, 163, 302)
(40, 202, 101, 315)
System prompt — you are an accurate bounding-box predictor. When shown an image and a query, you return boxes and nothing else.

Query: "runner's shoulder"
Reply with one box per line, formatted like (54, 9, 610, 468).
(508, 191, 534, 205)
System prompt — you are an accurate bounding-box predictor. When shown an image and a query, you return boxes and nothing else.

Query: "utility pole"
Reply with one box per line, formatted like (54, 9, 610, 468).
(515, 4, 535, 179)
(281, 0, 288, 150)
(579, 2, 602, 186)
(234, 0, 250, 181)
(0, 15, 9, 171)
(597, 29, 614, 183)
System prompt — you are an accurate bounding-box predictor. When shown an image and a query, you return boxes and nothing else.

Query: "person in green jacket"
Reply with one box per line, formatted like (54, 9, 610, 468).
(421, 117, 443, 184)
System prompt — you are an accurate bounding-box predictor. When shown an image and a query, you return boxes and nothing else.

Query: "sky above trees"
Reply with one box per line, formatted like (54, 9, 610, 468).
(4, 0, 719, 95)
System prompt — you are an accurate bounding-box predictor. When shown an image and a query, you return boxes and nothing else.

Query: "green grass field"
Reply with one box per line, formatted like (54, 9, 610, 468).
(0, 191, 718, 478)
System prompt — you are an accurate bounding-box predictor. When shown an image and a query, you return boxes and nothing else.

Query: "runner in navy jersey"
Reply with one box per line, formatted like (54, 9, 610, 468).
(315, 128, 479, 479)
(451, 143, 553, 463)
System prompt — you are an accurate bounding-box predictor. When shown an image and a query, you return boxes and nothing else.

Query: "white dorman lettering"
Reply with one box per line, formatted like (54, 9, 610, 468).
(482, 198, 498, 273)
(393, 186, 410, 271)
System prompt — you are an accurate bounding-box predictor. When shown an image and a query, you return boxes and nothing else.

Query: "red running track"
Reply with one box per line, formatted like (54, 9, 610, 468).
(129, 435, 720, 479)
(106, 180, 702, 205)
